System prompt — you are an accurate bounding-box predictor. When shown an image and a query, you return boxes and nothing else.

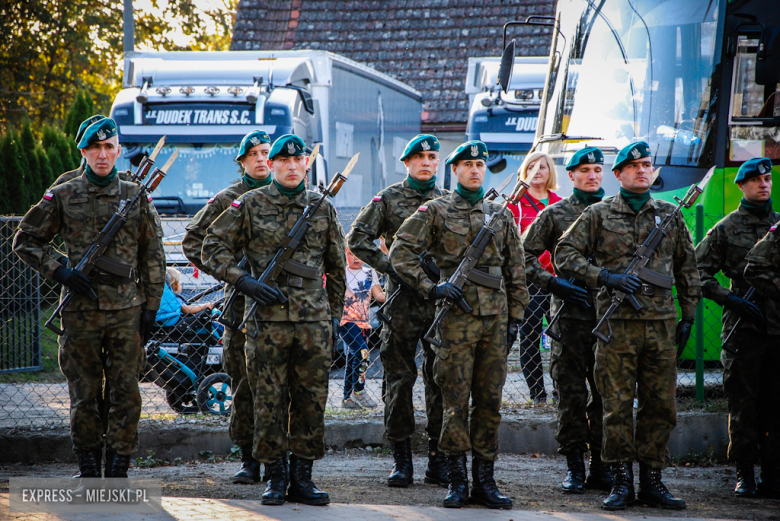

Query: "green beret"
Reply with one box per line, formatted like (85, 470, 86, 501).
(735, 157, 773, 184)
(75, 115, 106, 145)
(235, 130, 271, 161)
(613, 141, 651, 171)
(445, 140, 489, 166)
(76, 117, 118, 149)
(399, 134, 440, 162)
(269, 134, 306, 160)
(566, 147, 604, 170)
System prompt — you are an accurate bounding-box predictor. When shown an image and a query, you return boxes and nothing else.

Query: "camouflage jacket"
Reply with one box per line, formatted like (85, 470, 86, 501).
(348, 178, 447, 275)
(52, 164, 132, 187)
(14, 173, 166, 311)
(389, 191, 529, 320)
(522, 194, 597, 320)
(695, 205, 780, 336)
(182, 178, 247, 274)
(744, 220, 780, 302)
(201, 181, 346, 322)
(556, 192, 701, 320)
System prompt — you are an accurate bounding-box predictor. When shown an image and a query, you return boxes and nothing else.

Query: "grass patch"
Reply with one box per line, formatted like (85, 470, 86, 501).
(676, 396, 728, 413)
(0, 304, 66, 384)
(672, 445, 727, 467)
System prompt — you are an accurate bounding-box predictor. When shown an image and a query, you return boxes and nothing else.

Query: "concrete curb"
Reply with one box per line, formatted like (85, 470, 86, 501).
(0, 412, 728, 464)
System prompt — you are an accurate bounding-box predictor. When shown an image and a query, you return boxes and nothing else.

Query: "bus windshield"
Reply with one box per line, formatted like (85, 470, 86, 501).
(539, 0, 722, 168)
(117, 143, 243, 205)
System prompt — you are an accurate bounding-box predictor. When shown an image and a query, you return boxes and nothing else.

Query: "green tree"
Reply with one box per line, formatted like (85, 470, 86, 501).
(42, 126, 65, 177)
(34, 145, 55, 193)
(0, 132, 30, 215)
(64, 90, 95, 138)
(1, 0, 238, 131)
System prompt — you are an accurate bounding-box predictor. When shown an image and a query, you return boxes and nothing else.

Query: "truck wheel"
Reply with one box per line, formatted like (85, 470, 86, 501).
(197, 373, 233, 416)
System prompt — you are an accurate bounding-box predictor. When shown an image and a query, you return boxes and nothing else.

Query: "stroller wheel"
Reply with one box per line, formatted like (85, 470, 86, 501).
(197, 373, 233, 416)
(165, 390, 199, 414)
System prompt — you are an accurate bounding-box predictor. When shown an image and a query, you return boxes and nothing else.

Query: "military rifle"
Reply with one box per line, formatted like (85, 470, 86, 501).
(719, 286, 757, 356)
(591, 167, 715, 343)
(239, 152, 359, 337)
(423, 175, 532, 348)
(376, 250, 440, 327)
(45, 149, 178, 335)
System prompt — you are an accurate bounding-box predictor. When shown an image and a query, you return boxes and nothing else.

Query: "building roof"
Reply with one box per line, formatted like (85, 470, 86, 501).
(231, 0, 557, 130)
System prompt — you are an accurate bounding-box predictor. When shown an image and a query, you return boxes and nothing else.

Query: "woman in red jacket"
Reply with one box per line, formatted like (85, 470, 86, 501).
(509, 151, 561, 405)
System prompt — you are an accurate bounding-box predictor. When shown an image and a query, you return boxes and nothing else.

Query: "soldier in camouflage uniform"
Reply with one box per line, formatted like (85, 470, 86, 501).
(14, 117, 165, 479)
(708, 157, 780, 501)
(202, 134, 345, 507)
(390, 141, 528, 510)
(182, 130, 272, 484)
(348, 134, 448, 488)
(556, 142, 701, 511)
(521, 147, 611, 494)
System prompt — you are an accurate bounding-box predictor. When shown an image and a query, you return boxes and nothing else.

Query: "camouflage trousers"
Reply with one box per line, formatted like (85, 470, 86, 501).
(433, 307, 507, 461)
(60, 306, 144, 455)
(721, 327, 780, 463)
(594, 319, 677, 469)
(245, 319, 331, 463)
(220, 296, 253, 447)
(379, 290, 442, 443)
(549, 316, 603, 455)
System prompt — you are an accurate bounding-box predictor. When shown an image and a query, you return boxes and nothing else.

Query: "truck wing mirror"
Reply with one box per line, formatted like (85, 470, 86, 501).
(498, 40, 515, 94)
(756, 26, 780, 86)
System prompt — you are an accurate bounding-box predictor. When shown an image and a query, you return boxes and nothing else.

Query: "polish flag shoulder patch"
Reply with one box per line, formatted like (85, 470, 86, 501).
(208, 197, 215, 204)
(771, 224, 778, 232)
(43, 190, 54, 201)
(418, 205, 428, 212)
(232, 200, 242, 207)
(147, 195, 153, 202)
(373, 195, 382, 202)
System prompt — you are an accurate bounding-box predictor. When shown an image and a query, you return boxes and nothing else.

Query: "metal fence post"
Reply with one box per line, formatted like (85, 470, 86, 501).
(694, 204, 705, 402)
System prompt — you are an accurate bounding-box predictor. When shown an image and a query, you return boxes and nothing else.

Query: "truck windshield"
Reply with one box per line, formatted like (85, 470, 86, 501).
(539, 0, 722, 167)
(117, 143, 243, 203)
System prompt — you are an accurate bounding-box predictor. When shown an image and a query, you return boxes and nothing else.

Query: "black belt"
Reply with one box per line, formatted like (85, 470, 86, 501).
(638, 284, 672, 297)
(276, 273, 323, 290)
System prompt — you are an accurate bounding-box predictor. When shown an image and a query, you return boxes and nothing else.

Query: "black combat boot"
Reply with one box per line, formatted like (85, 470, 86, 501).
(104, 451, 131, 478)
(261, 456, 288, 505)
(233, 444, 261, 484)
(443, 453, 468, 509)
(734, 461, 758, 498)
(388, 438, 413, 487)
(469, 455, 512, 509)
(286, 454, 330, 506)
(637, 462, 686, 509)
(758, 462, 780, 499)
(584, 450, 613, 491)
(561, 449, 586, 494)
(424, 438, 449, 486)
(73, 450, 102, 478)
(602, 462, 635, 510)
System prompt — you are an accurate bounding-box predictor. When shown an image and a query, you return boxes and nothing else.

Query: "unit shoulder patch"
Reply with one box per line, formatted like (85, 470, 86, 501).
(232, 200, 242, 207)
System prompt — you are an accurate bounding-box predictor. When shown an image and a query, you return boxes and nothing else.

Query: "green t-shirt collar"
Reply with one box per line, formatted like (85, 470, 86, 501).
(455, 183, 484, 206)
(243, 173, 272, 190)
(619, 187, 650, 213)
(740, 197, 773, 218)
(573, 187, 605, 207)
(273, 179, 305, 197)
(406, 175, 437, 195)
(85, 165, 117, 187)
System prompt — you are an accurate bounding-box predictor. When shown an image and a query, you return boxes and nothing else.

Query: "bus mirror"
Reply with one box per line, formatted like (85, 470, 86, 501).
(756, 26, 780, 86)
(487, 153, 507, 174)
(498, 40, 515, 94)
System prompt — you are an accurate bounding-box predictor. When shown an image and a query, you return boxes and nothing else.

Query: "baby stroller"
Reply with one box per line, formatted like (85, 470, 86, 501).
(140, 284, 233, 415)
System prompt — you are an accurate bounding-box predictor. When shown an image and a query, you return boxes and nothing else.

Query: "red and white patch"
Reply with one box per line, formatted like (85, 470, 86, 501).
(418, 205, 428, 212)
(147, 195, 153, 202)
(373, 196, 382, 202)
(208, 197, 215, 204)
(771, 224, 777, 232)
(232, 200, 242, 207)
(43, 191, 54, 200)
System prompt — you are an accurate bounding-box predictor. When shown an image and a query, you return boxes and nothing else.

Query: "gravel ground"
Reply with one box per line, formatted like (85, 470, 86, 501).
(1, 450, 777, 520)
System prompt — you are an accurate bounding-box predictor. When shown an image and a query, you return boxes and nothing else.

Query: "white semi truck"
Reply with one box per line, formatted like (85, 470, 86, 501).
(111, 50, 423, 215)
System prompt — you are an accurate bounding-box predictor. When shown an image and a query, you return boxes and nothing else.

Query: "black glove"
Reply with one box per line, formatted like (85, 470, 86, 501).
(52, 266, 93, 295)
(235, 274, 282, 306)
(332, 318, 340, 343)
(724, 293, 765, 325)
(56, 255, 69, 268)
(675, 317, 694, 350)
(547, 277, 591, 307)
(597, 269, 641, 294)
(140, 309, 157, 345)
(507, 318, 521, 342)
(429, 282, 464, 301)
(420, 251, 441, 283)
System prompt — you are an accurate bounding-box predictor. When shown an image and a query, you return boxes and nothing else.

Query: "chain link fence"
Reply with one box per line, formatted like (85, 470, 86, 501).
(1, 207, 725, 429)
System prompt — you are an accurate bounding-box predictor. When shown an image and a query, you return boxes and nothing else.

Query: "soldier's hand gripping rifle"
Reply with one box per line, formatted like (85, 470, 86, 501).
(45, 149, 178, 335)
(720, 286, 764, 356)
(376, 250, 440, 327)
(239, 152, 359, 337)
(218, 145, 321, 330)
(591, 167, 715, 343)
(423, 176, 531, 348)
